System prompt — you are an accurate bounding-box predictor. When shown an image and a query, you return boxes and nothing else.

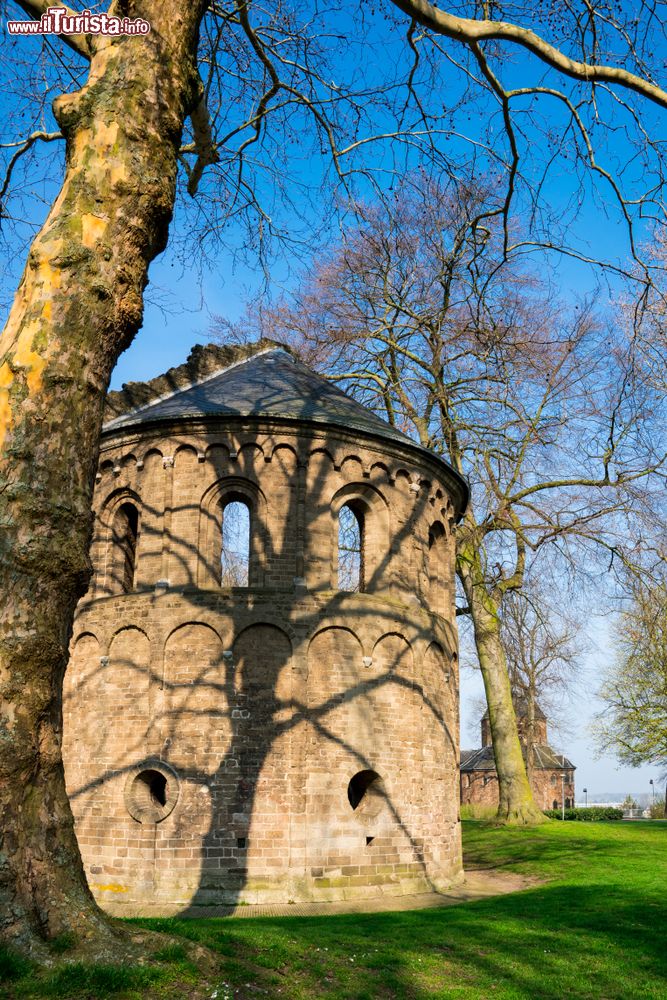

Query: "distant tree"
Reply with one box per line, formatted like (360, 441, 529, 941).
(596, 580, 667, 817)
(500, 583, 581, 778)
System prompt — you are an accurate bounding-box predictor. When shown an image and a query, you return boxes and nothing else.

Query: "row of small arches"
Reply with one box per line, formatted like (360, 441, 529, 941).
(98, 439, 439, 493)
(103, 480, 449, 598)
(70, 620, 454, 671)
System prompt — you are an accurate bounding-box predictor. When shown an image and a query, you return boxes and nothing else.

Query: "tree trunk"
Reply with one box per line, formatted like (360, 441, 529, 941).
(0, 1, 206, 951)
(457, 544, 544, 825)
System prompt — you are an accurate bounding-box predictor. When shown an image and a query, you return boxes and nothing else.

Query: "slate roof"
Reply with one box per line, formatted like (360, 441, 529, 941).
(460, 745, 575, 771)
(104, 347, 468, 516)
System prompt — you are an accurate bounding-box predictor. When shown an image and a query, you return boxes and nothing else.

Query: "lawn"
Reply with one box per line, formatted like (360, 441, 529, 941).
(2, 820, 666, 1000)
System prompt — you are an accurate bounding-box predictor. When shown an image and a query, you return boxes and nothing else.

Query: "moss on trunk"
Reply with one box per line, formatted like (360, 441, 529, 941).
(0, 1, 207, 953)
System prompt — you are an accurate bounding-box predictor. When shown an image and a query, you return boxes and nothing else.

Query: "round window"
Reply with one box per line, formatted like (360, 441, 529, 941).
(347, 770, 386, 819)
(124, 762, 179, 823)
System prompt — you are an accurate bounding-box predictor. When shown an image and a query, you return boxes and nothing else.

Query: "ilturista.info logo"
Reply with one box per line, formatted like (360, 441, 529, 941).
(7, 7, 150, 36)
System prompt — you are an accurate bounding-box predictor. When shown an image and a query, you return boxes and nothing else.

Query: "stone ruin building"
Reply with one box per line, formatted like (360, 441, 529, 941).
(460, 702, 576, 811)
(62, 342, 468, 914)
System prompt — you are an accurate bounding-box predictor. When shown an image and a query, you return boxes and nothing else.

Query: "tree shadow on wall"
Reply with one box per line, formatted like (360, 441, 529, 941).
(65, 412, 461, 913)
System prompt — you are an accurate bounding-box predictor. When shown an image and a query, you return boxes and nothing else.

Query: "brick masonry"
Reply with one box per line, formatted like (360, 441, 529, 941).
(460, 711, 576, 812)
(63, 351, 465, 914)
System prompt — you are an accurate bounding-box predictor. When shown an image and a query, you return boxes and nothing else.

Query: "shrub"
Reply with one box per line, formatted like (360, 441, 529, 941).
(543, 807, 623, 821)
(648, 802, 666, 819)
(460, 803, 498, 821)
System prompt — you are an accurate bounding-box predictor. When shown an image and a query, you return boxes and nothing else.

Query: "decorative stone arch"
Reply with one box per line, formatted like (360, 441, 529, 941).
(105, 625, 152, 709)
(394, 468, 413, 492)
(309, 446, 336, 470)
(109, 623, 151, 647)
(421, 640, 457, 764)
(64, 631, 101, 702)
(331, 483, 389, 593)
(371, 631, 414, 677)
(205, 442, 232, 472)
(97, 488, 143, 596)
(339, 454, 365, 479)
(237, 441, 266, 475)
(119, 452, 138, 475)
(369, 461, 393, 484)
(308, 623, 364, 656)
(232, 623, 294, 702)
(307, 626, 364, 705)
(163, 619, 224, 651)
(232, 614, 297, 649)
(163, 621, 226, 696)
(198, 477, 268, 588)
(139, 445, 164, 466)
(425, 519, 448, 614)
(173, 443, 198, 464)
(270, 442, 299, 473)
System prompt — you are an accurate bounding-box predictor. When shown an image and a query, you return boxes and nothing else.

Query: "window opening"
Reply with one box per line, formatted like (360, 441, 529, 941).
(338, 503, 364, 591)
(347, 769, 382, 810)
(137, 769, 167, 807)
(428, 521, 445, 552)
(112, 502, 139, 593)
(221, 499, 250, 586)
(427, 521, 446, 604)
(124, 763, 179, 824)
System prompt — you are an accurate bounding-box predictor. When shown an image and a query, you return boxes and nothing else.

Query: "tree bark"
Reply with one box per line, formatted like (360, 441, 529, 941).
(0, 0, 206, 951)
(457, 531, 544, 825)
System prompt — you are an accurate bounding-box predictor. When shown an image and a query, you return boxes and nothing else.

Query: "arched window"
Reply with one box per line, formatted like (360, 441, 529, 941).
(338, 502, 364, 591)
(427, 521, 446, 608)
(220, 498, 250, 586)
(428, 521, 446, 553)
(111, 501, 139, 593)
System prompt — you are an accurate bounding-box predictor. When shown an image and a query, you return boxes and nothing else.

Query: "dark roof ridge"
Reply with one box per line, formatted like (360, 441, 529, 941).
(103, 346, 290, 431)
(104, 340, 288, 424)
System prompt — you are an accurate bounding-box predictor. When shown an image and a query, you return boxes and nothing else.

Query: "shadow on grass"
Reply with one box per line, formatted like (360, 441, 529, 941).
(4, 822, 667, 998)
(3, 881, 666, 999)
(130, 876, 667, 1000)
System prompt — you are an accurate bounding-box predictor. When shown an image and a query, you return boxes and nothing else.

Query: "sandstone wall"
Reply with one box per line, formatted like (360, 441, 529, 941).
(63, 418, 462, 913)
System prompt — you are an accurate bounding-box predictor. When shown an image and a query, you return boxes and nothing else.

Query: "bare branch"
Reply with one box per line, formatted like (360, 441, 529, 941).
(0, 130, 63, 217)
(185, 87, 220, 196)
(389, 0, 667, 109)
(13, 0, 92, 60)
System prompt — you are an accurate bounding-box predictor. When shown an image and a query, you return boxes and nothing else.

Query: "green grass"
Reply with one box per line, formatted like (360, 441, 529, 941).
(2, 820, 666, 999)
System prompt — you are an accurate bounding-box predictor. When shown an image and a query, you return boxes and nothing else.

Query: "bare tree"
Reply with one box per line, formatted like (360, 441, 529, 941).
(4, 0, 667, 954)
(216, 181, 667, 823)
(500, 583, 582, 778)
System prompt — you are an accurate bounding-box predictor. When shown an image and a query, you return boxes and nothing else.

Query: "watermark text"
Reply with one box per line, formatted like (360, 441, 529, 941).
(7, 7, 150, 37)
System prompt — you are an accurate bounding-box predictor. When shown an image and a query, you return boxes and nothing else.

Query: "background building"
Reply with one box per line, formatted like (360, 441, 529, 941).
(460, 702, 575, 811)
